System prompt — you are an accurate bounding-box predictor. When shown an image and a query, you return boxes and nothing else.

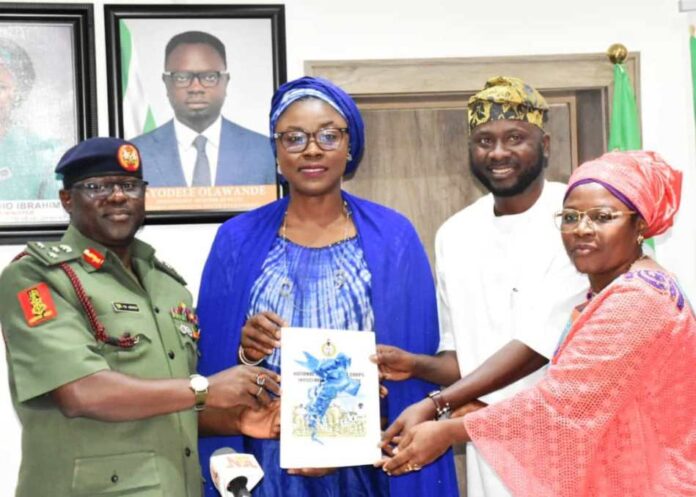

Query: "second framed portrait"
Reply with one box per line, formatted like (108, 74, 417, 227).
(104, 4, 286, 223)
(0, 3, 97, 238)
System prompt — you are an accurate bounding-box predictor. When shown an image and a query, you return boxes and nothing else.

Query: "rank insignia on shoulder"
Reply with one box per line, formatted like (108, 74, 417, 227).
(24, 242, 79, 266)
(155, 259, 187, 286)
(17, 283, 58, 327)
(171, 302, 200, 341)
(82, 248, 105, 269)
(113, 302, 140, 313)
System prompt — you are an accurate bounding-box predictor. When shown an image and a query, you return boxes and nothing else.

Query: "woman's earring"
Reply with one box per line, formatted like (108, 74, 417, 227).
(276, 159, 282, 175)
(346, 152, 353, 161)
(637, 234, 645, 245)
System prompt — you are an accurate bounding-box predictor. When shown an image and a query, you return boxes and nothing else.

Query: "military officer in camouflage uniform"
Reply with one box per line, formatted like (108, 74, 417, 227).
(0, 137, 280, 497)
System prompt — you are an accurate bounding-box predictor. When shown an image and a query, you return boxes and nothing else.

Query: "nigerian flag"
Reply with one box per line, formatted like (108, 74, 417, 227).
(608, 59, 655, 252)
(120, 20, 156, 138)
(608, 63, 641, 151)
(691, 26, 696, 121)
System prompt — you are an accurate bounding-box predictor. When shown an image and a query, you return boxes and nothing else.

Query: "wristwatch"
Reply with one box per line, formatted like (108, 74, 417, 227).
(189, 374, 209, 411)
(427, 390, 451, 420)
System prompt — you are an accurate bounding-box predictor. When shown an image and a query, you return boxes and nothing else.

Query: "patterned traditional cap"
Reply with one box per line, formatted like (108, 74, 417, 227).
(55, 137, 143, 188)
(468, 76, 549, 132)
(566, 150, 682, 238)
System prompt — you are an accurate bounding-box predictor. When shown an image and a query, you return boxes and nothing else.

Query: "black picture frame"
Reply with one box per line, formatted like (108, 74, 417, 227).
(0, 3, 97, 243)
(104, 4, 286, 225)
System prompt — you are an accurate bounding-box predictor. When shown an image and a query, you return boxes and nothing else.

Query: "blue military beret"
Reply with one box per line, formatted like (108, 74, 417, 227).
(55, 137, 143, 188)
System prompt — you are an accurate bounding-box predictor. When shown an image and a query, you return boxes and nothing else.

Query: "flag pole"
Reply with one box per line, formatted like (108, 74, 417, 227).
(606, 43, 641, 151)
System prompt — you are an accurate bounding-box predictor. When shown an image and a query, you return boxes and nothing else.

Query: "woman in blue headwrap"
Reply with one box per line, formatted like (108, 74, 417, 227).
(196, 76, 457, 497)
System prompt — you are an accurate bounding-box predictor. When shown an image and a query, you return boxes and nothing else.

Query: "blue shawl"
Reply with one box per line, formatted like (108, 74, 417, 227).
(197, 191, 457, 497)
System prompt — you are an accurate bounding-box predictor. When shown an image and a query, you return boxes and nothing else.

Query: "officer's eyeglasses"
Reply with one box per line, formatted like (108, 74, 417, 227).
(163, 71, 228, 88)
(273, 128, 349, 153)
(554, 207, 637, 232)
(72, 180, 148, 200)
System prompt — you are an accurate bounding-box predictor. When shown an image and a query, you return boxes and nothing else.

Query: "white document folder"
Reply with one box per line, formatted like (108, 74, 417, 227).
(279, 327, 382, 469)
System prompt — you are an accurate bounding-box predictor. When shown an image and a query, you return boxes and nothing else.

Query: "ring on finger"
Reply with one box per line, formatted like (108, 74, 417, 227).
(256, 373, 266, 387)
(412, 464, 421, 471)
(405, 464, 413, 472)
(255, 385, 264, 397)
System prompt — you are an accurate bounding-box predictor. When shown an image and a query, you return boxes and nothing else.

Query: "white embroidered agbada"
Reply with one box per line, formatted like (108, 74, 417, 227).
(435, 180, 587, 497)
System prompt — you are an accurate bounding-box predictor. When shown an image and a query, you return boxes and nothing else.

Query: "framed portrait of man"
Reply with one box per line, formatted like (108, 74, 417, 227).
(104, 5, 286, 223)
(0, 3, 97, 238)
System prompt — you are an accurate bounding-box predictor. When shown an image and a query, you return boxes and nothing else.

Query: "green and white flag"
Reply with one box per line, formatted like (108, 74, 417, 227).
(608, 60, 655, 253)
(120, 20, 156, 138)
(608, 63, 641, 151)
(690, 26, 696, 121)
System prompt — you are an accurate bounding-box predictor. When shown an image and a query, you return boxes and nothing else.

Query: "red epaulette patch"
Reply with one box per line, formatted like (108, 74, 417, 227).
(17, 283, 58, 327)
(82, 248, 105, 269)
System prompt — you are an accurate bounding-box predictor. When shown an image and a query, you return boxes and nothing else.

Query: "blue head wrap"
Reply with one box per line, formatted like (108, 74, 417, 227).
(269, 76, 365, 176)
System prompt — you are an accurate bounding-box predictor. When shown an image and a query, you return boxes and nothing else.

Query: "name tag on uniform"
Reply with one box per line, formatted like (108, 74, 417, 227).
(112, 302, 140, 312)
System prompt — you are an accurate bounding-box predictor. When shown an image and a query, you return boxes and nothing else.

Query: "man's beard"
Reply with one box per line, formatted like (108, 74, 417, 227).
(469, 143, 547, 197)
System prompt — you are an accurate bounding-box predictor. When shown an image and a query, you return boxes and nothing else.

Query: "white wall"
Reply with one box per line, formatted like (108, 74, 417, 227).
(2, 0, 695, 493)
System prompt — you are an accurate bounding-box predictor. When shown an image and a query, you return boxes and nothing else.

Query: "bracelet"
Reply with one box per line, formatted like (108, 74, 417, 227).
(238, 345, 265, 366)
(427, 390, 452, 420)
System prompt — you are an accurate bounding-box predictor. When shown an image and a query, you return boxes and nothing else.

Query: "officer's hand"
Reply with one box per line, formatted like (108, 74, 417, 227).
(371, 344, 418, 381)
(208, 365, 281, 409)
(240, 311, 286, 362)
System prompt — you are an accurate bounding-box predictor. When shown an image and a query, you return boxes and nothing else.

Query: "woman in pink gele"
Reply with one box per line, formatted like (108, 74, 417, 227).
(380, 150, 696, 497)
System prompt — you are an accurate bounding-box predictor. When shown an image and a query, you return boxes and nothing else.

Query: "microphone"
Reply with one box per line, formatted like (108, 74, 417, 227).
(210, 447, 264, 497)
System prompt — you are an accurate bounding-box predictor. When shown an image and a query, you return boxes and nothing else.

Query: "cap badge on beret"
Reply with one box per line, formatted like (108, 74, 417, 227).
(117, 144, 140, 172)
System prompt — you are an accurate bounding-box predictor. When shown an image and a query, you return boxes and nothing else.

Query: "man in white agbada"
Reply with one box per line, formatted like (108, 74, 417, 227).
(375, 76, 588, 496)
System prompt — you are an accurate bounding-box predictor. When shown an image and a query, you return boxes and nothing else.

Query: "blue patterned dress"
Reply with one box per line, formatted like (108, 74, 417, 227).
(246, 235, 388, 497)
(250, 235, 374, 369)
(197, 192, 458, 497)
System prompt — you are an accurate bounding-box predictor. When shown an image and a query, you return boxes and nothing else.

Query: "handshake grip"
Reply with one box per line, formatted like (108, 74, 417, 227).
(210, 447, 264, 497)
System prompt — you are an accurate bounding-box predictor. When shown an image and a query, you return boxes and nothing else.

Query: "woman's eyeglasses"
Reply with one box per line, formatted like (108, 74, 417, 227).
(273, 128, 348, 153)
(554, 208, 637, 232)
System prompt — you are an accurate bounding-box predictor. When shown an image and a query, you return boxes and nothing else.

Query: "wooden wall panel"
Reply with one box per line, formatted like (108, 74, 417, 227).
(345, 107, 477, 266)
(346, 97, 587, 265)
